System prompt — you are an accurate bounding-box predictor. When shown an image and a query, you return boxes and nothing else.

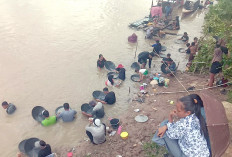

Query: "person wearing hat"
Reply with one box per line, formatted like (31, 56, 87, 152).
(2, 101, 16, 115)
(96, 87, 116, 105)
(85, 118, 106, 144)
(179, 32, 189, 44)
(115, 64, 126, 86)
(135, 68, 148, 82)
(138, 51, 155, 69)
(37, 140, 52, 157)
(56, 103, 77, 122)
(152, 40, 162, 55)
(41, 110, 57, 126)
(97, 54, 106, 70)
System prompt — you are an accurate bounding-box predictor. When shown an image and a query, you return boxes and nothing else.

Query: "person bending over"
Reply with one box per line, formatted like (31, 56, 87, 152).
(85, 118, 106, 145)
(135, 68, 148, 81)
(57, 103, 77, 122)
(97, 87, 116, 105)
(41, 110, 57, 127)
(138, 51, 155, 69)
(91, 102, 105, 119)
(115, 64, 126, 86)
(37, 140, 52, 157)
(152, 95, 209, 157)
(152, 40, 162, 55)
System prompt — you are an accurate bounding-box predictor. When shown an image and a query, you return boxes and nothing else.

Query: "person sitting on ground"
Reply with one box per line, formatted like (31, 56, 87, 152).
(186, 43, 191, 54)
(85, 118, 106, 145)
(135, 68, 148, 81)
(161, 53, 176, 75)
(179, 32, 189, 44)
(208, 44, 224, 87)
(90, 101, 105, 118)
(152, 95, 210, 157)
(189, 94, 211, 154)
(56, 103, 77, 122)
(138, 51, 155, 69)
(97, 54, 106, 70)
(2, 101, 16, 115)
(115, 64, 126, 86)
(105, 75, 114, 87)
(41, 110, 57, 127)
(152, 40, 162, 55)
(37, 140, 52, 157)
(96, 87, 116, 105)
(165, 3, 172, 18)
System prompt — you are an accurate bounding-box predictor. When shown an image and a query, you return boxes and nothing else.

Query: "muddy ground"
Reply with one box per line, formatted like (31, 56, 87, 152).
(52, 72, 232, 157)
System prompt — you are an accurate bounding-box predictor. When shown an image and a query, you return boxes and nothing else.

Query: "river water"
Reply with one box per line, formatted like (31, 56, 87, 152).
(0, 0, 206, 156)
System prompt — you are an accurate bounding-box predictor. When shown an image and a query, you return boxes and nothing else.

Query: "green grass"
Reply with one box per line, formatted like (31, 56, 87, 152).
(227, 90, 232, 103)
(143, 142, 168, 157)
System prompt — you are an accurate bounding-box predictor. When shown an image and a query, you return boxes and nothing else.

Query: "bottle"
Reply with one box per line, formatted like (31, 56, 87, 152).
(117, 126, 122, 135)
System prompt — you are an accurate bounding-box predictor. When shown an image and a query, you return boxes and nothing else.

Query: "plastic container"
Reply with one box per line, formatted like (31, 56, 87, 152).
(110, 118, 120, 129)
(120, 132, 129, 140)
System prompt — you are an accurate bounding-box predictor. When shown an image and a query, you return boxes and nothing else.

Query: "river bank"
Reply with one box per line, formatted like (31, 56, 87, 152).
(52, 71, 232, 157)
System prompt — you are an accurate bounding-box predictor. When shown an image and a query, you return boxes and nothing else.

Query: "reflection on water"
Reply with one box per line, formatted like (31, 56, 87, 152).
(0, 0, 205, 156)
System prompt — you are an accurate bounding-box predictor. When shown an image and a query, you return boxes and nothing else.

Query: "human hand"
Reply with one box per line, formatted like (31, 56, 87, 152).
(169, 110, 177, 122)
(157, 125, 167, 137)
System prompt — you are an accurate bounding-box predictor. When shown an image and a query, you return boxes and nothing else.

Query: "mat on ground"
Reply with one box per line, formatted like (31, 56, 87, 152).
(92, 91, 106, 101)
(32, 106, 46, 122)
(105, 61, 116, 71)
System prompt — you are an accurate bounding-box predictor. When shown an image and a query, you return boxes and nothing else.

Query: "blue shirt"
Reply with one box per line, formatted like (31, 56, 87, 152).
(152, 43, 162, 54)
(166, 114, 209, 157)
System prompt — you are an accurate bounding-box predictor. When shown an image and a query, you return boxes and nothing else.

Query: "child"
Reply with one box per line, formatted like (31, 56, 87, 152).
(152, 95, 210, 157)
(135, 69, 148, 81)
(97, 54, 106, 70)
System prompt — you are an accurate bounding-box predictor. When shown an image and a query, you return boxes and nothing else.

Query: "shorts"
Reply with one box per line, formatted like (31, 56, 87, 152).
(188, 53, 195, 62)
(143, 70, 148, 76)
(210, 62, 222, 74)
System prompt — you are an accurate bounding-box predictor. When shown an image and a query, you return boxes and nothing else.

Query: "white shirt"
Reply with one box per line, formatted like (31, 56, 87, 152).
(139, 69, 146, 74)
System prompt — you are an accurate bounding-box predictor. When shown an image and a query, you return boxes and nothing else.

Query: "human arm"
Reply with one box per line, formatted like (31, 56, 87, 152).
(166, 119, 186, 139)
(169, 110, 177, 123)
(157, 125, 168, 137)
(96, 99, 107, 104)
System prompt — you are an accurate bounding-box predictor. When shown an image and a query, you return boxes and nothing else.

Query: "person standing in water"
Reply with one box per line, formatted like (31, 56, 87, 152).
(56, 103, 77, 122)
(2, 101, 16, 115)
(115, 64, 126, 86)
(97, 54, 106, 70)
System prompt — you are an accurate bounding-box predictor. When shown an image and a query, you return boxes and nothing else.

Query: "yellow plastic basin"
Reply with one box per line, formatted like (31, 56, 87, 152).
(120, 132, 129, 139)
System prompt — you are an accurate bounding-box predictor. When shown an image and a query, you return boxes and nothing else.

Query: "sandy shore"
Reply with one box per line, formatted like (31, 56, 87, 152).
(51, 72, 231, 157)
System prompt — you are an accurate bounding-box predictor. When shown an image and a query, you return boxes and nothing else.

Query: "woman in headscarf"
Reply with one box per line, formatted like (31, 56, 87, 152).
(85, 118, 106, 144)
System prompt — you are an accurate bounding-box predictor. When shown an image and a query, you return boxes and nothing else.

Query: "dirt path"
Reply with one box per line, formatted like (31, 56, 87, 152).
(52, 72, 231, 157)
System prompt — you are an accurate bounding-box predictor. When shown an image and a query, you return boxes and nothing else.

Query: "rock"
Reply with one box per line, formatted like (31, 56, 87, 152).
(133, 144, 137, 147)
(152, 107, 158, 111)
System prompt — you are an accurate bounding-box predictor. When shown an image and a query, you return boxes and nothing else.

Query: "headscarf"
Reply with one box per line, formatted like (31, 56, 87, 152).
(93, 118, 101, 127)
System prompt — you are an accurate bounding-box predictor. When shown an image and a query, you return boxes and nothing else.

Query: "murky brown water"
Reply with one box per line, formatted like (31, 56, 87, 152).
(0, 0, 206, 156)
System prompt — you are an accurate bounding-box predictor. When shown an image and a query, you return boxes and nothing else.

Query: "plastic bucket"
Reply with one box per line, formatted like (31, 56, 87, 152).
(110, 118, 120, 129)
(120, 132, 129, 140)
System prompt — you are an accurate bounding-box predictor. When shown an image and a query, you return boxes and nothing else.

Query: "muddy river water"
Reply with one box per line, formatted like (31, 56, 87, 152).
(0, 0, 206, 156)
